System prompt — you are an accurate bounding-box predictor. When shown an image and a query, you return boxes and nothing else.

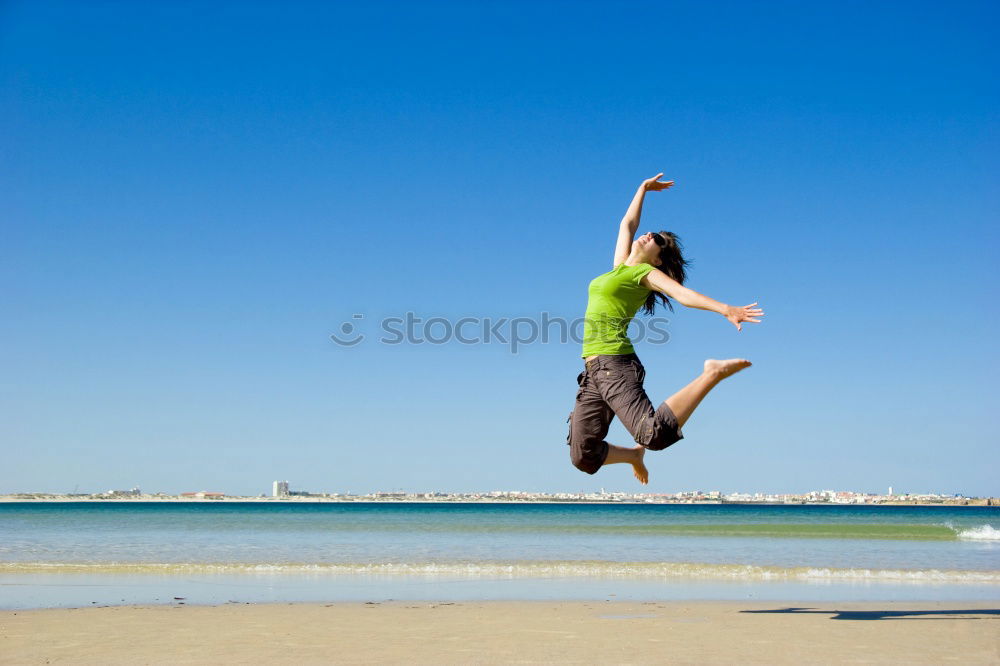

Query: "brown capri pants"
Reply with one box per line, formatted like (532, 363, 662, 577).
(566, 353, 684, 474)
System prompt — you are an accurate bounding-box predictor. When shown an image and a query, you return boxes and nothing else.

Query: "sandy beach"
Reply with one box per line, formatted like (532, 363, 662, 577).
(2, 600, 997, 665)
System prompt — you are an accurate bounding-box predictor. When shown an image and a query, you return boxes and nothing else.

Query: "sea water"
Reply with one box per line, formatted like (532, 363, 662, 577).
(1, 502, 997, 608)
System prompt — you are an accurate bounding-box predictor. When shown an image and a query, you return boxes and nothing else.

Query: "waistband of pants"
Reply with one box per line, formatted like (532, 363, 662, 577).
(585, 353, 640, 371)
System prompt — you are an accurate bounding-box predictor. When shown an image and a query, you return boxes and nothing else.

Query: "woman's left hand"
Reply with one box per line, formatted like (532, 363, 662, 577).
(725, 302, 764, 331)
(642, 173, 675, 191)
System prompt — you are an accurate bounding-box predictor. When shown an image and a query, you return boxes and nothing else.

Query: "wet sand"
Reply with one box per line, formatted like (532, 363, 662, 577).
(2, 600, 998, 664)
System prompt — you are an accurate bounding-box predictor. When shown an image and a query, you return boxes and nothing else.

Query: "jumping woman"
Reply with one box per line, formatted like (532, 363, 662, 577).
(567, 173, 764, 484)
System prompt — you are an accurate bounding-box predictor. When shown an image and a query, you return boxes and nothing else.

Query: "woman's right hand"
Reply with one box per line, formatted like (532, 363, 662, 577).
(725, 302, 765, 332)
(642, 173, 675, 191)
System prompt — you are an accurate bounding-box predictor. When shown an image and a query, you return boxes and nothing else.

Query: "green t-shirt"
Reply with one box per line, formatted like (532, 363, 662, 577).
(581, 262, 656, 357)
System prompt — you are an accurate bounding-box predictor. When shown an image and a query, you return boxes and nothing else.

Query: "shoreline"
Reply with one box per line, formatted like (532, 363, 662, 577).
(4, 600, 998, 664)
(4, 568, 999, 611)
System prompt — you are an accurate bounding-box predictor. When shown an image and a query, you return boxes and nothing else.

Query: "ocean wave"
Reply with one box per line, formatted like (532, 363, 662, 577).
(2, 560, 997, 584)
(956, 525, 1000, 541)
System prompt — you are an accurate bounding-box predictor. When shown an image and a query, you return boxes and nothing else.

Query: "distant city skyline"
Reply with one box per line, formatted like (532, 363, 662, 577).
(4, 481, 993, 503)
(5, 487, 997, 508)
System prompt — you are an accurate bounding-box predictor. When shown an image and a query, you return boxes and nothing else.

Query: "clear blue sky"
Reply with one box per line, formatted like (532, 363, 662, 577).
(3, 1, 997, 496)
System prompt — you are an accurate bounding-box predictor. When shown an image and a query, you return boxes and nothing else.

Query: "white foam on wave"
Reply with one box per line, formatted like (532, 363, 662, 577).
(956, 525, 1000, 541)
(3, 560, 999, 584)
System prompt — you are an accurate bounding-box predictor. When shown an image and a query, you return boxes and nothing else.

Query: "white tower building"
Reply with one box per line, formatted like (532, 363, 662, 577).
(272, 480, 289, 498)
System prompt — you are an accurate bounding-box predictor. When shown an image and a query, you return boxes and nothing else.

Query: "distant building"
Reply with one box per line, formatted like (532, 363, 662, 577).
(107, 487, 141, 497)
(272, 480, 289, 498)
(180, 491, 225, 499)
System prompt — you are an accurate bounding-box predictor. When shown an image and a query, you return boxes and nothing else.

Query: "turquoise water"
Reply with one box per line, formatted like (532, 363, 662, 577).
(1, 502, 998, 607)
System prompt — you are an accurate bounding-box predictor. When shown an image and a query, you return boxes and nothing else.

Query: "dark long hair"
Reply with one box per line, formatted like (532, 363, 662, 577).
(641, 231, 689, 315)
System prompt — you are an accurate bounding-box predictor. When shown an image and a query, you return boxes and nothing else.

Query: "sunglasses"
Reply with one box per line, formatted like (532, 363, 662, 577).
(650, 233, 666, 248)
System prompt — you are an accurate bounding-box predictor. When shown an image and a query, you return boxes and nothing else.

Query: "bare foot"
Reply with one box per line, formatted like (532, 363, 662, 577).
(704, 358, 752, 380)
(630, 446, 648, 485)
(603, 443, 649, 484)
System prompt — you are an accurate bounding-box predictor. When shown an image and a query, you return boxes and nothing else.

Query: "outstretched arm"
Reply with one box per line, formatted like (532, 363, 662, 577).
(642, 269, 764, 331)
(613, 173, 674, 267)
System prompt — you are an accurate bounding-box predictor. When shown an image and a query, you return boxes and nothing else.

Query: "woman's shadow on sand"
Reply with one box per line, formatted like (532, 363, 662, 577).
(739, 607, 1000, 621)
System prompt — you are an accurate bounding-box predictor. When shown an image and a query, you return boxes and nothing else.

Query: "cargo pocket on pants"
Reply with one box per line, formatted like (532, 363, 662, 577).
(566, 370, 586, 446)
